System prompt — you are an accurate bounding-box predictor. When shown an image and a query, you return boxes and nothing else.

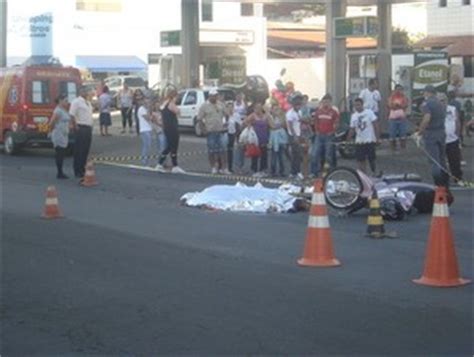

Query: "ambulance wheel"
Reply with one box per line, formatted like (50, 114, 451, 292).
(4, 131, 18, 155)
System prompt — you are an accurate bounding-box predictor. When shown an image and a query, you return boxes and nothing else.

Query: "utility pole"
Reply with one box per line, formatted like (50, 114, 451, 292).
(181, 0, 200, 88)
(326, 0, 347, 106)
(0, 0, 7, 67)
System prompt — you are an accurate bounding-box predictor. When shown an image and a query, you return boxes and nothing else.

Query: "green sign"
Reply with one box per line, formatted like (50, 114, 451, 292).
(160, 31, 180, 47)
(412, 52, 449, 97)
(334, 16, 378, 38)
(220, 56, 246, 85)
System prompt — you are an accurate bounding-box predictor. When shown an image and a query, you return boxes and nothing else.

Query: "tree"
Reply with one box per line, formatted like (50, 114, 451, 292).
(392, 27, 412, 50)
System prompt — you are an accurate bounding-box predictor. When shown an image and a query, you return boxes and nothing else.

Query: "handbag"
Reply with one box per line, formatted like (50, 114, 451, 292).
(245, 144, 261, 158)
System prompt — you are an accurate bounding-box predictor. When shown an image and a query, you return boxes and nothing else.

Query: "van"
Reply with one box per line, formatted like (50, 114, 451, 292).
(0, 63, 82, 154)
(104, 75, 146, 96)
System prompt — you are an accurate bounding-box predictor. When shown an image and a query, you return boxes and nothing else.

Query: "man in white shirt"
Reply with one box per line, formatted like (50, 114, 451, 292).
(359, 78, 382, 117)
(348, 98, 380, 175)
(69, 86, 94, 179)
(286, 94, 304, 178)
(439, 94, 463, 183)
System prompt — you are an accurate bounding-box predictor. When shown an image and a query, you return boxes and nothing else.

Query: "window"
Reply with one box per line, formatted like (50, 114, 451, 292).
(462, 0, 470, 5)
(439, 0, 447, 7)
(31, 81, 50, 104)
(76, 0, 122, 12)
(241, 3, 253, 16)
(201, 0, 213, 22)
(464, 56, 473, 78)
(59, 81, 78, 102)
(183, 91, 197, 106)
(176, 91, 186, 106)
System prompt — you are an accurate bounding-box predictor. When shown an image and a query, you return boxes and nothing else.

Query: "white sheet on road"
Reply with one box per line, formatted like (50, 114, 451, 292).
(181, 182, 306, 213)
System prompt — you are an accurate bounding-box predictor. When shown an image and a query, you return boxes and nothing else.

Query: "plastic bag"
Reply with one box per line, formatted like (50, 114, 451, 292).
(239, 126, 259, 146)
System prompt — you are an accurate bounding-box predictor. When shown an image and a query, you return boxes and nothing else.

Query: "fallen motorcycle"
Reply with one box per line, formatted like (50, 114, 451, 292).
(323, 166, 452, 220)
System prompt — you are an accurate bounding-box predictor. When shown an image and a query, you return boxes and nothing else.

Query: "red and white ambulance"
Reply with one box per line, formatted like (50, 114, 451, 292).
(0, 62, 82, 154)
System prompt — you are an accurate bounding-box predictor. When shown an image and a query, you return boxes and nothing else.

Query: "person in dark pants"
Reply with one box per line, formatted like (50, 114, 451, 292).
(416, 85, 449, 187)
(440, 94, 463, 183)
(118, 83, 134, 134)
(156, 89, 185, 174)
(49, 94, 72, 179)
(69, 86, 94, 180)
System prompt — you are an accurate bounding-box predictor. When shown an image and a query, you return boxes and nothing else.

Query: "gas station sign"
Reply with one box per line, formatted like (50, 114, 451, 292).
(160, 31, 181, 47)
(220, 56, 246, 85)
(334, 16, 378, 38)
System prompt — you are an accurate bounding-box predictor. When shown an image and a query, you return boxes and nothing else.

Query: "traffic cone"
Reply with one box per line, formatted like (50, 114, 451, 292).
(41, 186, 63, 219)
(413, 186, 470, 287)
(366, 191, 385, 239)
(297, 178, 341, 267)
(81, 161, 98, 187)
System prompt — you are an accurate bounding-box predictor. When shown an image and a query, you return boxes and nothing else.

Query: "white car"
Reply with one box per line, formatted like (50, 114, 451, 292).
(103, 75, 146, 104)
(176, 88, 236, 136)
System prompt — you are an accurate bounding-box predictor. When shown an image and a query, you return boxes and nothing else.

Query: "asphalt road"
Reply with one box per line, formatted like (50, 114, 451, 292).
(1, 150, 473, 355)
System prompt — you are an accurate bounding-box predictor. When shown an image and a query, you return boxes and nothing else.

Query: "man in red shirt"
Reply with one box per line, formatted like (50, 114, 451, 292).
(310, 94, 340, 177)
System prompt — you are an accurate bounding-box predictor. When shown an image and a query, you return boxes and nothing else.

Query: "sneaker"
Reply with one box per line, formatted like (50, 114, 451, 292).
(296, 173, 304, 180)
(155, 164, 167, 173)
(121, 129, 126, 134)
(171, 166, 186, 174)
(461, 160, 467, 167)
(57, 173, 69, 179)
(211, 167, 218, 175)
(220, 169, 232, 175)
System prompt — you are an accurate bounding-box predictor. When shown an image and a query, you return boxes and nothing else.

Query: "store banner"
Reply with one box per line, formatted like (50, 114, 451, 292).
(412, 52, 449, 98)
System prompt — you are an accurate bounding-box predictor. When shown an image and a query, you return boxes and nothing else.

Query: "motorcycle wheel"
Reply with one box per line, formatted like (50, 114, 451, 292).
(323, 166, 363, 210)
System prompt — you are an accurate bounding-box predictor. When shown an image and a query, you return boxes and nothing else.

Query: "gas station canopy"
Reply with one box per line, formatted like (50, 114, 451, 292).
(236, 0, 424, 4)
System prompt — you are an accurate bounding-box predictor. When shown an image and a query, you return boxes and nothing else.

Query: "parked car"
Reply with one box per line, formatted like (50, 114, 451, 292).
(176, 88, 236, 136)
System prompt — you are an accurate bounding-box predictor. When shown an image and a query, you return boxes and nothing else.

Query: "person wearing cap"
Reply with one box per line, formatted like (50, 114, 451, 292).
(197, 89, 230, 175)
(388, 84, 409, 152)
(416, 85, 449, 187)
(69, 85, 94, 180)
(310, 93, 339, 177)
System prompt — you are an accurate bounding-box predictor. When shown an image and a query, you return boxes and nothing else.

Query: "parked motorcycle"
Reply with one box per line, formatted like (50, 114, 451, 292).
(323, 166, 452, 220)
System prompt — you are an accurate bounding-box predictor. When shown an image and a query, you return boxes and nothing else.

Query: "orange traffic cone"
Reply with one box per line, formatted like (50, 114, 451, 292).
(81, 161, 98, 187)
(297, 178, 341, 267)
(41, 186, 63, 219)
(413, 186, 470, 287)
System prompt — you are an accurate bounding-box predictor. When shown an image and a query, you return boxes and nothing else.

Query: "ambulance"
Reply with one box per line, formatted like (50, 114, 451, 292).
(0, 61, 82, 154)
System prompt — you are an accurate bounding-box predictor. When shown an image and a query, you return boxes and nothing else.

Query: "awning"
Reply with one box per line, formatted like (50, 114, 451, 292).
(75, 55, 147, 72)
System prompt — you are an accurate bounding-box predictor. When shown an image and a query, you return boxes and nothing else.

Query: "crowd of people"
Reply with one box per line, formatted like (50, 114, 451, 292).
(48, 79, 474, 188)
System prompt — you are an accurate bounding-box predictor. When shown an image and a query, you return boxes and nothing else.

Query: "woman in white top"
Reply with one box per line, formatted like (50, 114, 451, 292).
(137, 98, 153, 166)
